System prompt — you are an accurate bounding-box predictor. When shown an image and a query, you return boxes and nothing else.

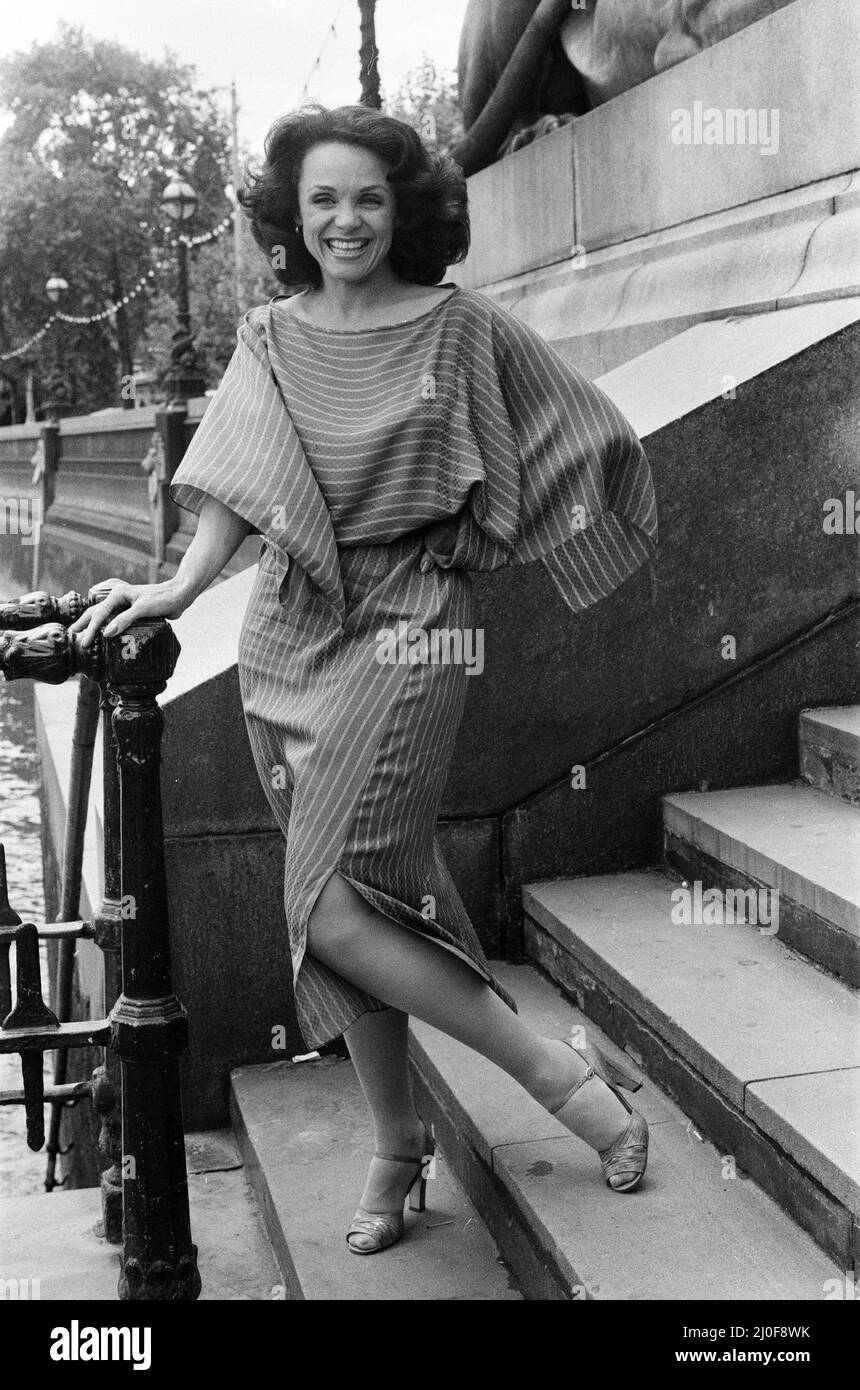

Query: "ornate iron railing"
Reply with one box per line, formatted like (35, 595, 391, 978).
(0, 587, 201, 1300)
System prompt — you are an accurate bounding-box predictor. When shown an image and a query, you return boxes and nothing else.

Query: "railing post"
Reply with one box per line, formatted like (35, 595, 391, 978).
(90, 681, 124, 1242)
(40, 420, 59, 517)
(43, 673, 101, 1193)
(104, 619, 201, 1301)
(145, 405, 185, 582)
(0, 600, 200, 1298)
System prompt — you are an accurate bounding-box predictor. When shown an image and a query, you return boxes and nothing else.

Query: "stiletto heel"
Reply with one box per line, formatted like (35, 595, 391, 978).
(408, 1168, 428, 1213)
(346, 1125, 435, 1254)
(581, 1042, 643, 1095)
(548, 1038, 649, 1193)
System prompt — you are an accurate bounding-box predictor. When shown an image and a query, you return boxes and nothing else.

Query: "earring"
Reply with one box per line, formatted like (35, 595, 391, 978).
(294, 223, 302, 234)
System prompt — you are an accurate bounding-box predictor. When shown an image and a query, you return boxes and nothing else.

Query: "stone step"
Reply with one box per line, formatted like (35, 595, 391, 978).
(522, 870, 860, 1270)
(229, 1054, 522, 1301)
(0, 1130, 281, 1300)
(662, 783, 860, 986)
(407, 960, 843, 1300)
(800, 706, 860, 806)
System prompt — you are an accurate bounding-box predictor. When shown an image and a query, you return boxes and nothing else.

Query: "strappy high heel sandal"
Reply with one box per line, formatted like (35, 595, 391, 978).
(548, 1039, 649, 1193)
(346, 1126, 436, 1255)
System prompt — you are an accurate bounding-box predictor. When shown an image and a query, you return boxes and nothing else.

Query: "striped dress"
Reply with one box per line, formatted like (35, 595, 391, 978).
(168, 284, 657, 1052)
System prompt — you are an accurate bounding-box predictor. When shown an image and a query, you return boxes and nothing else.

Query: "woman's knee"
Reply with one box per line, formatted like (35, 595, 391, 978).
(306, 872, 371, 957)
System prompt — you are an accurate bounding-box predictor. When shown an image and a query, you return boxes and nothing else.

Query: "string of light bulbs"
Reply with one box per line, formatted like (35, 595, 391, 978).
(0, 214, 234, 363)
(174, 213, 233, 249)
(297, 0, 348, 105)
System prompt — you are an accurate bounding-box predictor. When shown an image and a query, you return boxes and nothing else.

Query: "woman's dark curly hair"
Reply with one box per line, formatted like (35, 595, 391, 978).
(238, 103, 470, 290)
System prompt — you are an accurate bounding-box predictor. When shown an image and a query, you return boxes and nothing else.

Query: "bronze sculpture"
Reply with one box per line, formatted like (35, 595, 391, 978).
(454, 0, 796, 174)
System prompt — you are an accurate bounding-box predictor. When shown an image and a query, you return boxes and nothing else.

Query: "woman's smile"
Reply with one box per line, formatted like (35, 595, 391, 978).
(324, 236, 372, 258)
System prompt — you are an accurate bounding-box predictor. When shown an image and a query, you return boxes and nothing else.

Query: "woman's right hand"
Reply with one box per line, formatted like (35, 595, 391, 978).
(68, 577, 191, 650)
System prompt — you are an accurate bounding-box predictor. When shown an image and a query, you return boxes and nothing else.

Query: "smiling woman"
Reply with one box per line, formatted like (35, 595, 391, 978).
(74, 100, 656, 1263)
(237, 102, 470, 301)
(291, 142, 445, 326)
(304, 169, 388, 255)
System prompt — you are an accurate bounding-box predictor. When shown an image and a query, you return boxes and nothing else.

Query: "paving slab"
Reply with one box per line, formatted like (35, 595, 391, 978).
(229, 1055, 522, 1301)
(523, 870, 860, 1110)
(495, 1123, 839, 1301)
(662, 785, 860, 938)
(409, 963, 841, 1300)
(0, 1130, 280, 1301)
(746, 1070, 860, 1213)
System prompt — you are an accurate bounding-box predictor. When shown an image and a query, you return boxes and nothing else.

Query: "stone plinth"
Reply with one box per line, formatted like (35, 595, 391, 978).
(451, 0, 860, 375)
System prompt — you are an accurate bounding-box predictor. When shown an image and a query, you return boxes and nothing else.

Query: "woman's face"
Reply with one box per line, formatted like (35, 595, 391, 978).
(296, 141, 397, 286)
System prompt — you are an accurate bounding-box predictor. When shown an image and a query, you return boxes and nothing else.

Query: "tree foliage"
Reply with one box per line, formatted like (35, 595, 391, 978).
(0, 23, 235, 418)
(0, 35, 464, 421)
(383, 57, 464, 157)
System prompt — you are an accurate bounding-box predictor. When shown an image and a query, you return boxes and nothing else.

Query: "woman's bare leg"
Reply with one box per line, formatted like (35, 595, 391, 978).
(343, 1006, 427, 1212)
(309, 873, 630, 1152)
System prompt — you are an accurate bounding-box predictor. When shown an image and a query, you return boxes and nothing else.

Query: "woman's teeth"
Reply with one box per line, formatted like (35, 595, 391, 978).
(325, 239, 369, 258)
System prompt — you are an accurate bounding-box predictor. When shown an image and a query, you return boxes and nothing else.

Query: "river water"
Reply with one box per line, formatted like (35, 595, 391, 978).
(0, 562, 55, 1197)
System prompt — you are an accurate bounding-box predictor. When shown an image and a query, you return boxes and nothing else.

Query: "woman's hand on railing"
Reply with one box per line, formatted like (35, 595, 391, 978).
(67, 578, 191, 650)
(68, 498, 252, 649)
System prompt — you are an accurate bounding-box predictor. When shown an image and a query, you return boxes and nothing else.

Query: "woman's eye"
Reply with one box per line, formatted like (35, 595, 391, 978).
(309, 195, 382, 206)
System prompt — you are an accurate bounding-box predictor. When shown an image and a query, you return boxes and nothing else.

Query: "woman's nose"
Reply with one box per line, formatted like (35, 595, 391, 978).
(334, 204, 360, 227)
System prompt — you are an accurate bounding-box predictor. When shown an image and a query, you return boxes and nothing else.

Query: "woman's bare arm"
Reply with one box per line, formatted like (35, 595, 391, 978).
(167, 494, 252, 609)
(68, 495, 252, 648)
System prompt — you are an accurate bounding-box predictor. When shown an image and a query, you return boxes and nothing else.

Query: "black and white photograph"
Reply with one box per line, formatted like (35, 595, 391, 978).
(0, 0, 857, 1344)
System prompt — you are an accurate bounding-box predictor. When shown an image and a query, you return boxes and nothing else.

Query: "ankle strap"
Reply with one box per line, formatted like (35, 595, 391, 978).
(548, 1064, 596, 1116)
(374, 1135, 435, 1164)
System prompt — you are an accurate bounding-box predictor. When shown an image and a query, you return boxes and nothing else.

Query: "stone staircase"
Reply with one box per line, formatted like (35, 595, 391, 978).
(11, 708, 854, 1300)
(226, 709, 858, 1299)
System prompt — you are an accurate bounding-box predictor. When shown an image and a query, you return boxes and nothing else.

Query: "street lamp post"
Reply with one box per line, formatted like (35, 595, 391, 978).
(160, 179, 206, 405)
(358, 0, 381, 109)
(44, 274, 71, 422)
